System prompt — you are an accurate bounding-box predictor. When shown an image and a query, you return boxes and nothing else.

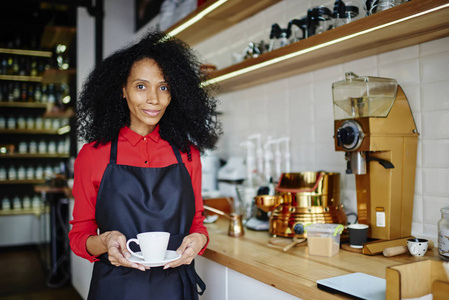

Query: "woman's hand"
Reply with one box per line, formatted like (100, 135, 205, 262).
(164, 233, 207, 269)
(95, 231, 146, 271)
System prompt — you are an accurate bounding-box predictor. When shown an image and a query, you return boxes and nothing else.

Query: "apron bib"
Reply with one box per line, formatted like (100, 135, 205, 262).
(87, 136, 205, 300)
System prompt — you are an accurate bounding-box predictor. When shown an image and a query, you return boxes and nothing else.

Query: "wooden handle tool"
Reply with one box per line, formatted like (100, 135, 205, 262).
(383, 240, 434, 257)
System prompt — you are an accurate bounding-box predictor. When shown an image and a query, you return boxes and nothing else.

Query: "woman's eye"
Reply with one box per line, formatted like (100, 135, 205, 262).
(137, 84, 145, 90)
(160, 85, 169, 92)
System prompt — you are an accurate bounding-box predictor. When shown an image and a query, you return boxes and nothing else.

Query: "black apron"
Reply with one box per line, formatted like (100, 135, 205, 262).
(87, 136, 206, 300)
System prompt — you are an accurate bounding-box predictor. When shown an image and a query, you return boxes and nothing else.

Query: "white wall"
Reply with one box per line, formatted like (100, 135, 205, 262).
(192, 0, 449, 242)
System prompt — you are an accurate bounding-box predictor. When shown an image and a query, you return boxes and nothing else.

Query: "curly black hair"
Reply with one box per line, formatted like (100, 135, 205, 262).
(76, 29, 221, 156)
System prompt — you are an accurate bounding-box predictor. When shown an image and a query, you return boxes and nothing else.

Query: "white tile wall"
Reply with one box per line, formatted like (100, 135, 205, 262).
(194, 0, 449, 242)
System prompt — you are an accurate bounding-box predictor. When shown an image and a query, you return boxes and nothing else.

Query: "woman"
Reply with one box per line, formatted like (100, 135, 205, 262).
(69, 30, 220, 300)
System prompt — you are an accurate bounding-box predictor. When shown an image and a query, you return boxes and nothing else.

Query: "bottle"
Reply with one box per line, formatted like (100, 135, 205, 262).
(22, 195, 31, 209)
(17, 165, 26, 180)
(18, 141, 27, 154)
(12, 82, 20, 101)
(27, 84, 34, 102)
(8, 165, 17, 180)
(47, 84, 56, 104)
(438, 206, 449, 261)
(34, 83, 42, 102)
(35, 117, 43, 130)
(35, 165, 44, 180)
(17, 115, 26, 129)
(29, 140, 37, 154)
(7, 116, 16, 129)
(12, 195, 21, 210)
(38, 140, 47, 154)
(2, 196, 11, 210)
(26, 116, 34, 129)
(0, 115, 6, 129)
(20, 83, 27, 102)
(32, 194, 42, 209)
(0, 166, 7, 181)
(26, 166, 34, 180)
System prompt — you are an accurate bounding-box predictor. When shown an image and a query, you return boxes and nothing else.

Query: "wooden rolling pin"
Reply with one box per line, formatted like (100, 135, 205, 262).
(383, 240, 434, 257)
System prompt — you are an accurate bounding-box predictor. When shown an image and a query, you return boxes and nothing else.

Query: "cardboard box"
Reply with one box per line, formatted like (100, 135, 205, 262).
(386, 260, 449, 300)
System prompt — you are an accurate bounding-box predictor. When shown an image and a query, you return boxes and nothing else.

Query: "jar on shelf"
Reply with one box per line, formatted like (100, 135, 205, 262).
(438, 206, 449, 261)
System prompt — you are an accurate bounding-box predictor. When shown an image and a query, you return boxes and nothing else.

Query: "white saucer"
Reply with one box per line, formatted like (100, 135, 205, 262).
(128, 250, 181, 267)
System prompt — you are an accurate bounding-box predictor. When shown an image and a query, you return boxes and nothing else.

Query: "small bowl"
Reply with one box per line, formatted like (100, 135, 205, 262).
(254, 195, 283, 212)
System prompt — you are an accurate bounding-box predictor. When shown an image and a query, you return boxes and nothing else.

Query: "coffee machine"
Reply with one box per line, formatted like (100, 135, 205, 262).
(333, 72, 419, 240)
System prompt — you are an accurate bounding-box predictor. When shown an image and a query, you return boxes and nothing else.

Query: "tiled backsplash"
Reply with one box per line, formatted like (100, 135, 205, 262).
(193, 0, 449, 242)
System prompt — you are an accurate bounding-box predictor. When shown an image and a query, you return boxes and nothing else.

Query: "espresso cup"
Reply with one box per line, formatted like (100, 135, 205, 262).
(348, 224, 369, 248)
(126, 231, 170, 262)
(407, 238, 428, 257)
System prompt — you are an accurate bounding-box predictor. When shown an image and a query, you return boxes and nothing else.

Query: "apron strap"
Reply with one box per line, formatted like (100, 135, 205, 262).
(171, 145, 183, 164)
(110, 136, 118, 165)
(178, 261, 206, 299)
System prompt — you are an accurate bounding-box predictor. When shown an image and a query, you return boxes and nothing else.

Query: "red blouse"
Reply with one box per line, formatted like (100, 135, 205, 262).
(69, 125, 208, 262)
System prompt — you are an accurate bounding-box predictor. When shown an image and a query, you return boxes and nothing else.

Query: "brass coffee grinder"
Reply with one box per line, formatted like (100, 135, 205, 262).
(333, 72, 419, 240)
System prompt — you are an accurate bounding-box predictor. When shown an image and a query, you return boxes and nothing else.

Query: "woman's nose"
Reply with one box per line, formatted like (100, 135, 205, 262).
(146, 89, 159, 104)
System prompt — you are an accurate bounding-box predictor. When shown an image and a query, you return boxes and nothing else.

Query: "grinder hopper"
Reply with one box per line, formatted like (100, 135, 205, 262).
(332, 72, 419, 240)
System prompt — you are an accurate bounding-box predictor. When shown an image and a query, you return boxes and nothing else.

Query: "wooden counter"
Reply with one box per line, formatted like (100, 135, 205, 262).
(203, 217, 441, 299)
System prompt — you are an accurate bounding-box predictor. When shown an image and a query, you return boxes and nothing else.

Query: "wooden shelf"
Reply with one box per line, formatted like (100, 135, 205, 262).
(0, 74, 43, 82)
(0, 207, 47, 217)
(0, 68, 75, 84)
(204, 0, 449, 93)
(0, 48, 52, 57)
(0, 153, 70, 159)
(0, 128, 70, 135)
(0, 102, 48, 109)
(166, 0, 281, 46)
(0, 179, 46, 185)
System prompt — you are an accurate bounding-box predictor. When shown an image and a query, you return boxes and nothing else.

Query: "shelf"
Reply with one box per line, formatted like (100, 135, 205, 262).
(0, 179, 46, 185)
(166, 0, 281, 46)
(40, 26, 76, 50)
(0, 207, 47, 217)
(0, 153, 70, 159)
(204, 0, 449, 93)
(0, 74, 43, 82)
(0, 102, 48, 109)
(0, 69, 75, 84)
(0, 127, 70, 135)
(0, 48, 52, 58)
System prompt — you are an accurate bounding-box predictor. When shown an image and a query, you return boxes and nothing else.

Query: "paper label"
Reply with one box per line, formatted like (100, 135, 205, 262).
(376, 211, 386, 227)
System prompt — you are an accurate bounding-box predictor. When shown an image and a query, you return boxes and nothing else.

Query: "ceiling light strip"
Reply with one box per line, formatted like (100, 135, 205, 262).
(168, 0, 228, 37)
(202, 3, 449, 87)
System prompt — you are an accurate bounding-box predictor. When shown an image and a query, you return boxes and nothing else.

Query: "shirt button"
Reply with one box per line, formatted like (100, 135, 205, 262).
(143, 137, 146, 141)
(145, 161, 148, 164)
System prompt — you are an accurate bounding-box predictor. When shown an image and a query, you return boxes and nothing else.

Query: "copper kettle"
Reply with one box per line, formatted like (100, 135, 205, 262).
(204, 205, 244, 237)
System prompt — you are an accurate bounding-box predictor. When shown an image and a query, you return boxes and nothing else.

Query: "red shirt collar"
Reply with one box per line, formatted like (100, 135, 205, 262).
(119, 125, 161, 146)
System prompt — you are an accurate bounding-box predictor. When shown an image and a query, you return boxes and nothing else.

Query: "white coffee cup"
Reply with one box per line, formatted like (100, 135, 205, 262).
(126, 231, 170, 262)
(407, 238, 429, 257)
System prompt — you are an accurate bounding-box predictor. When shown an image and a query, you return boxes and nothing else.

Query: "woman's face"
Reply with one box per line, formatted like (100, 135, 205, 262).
(122, 58, 171, 136)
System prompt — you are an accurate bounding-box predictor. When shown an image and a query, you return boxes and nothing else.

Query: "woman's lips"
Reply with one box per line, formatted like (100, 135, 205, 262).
(143, 109, 160, 117)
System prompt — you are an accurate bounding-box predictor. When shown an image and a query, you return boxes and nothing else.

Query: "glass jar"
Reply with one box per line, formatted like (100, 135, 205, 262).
(438, 206, 449, 261)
